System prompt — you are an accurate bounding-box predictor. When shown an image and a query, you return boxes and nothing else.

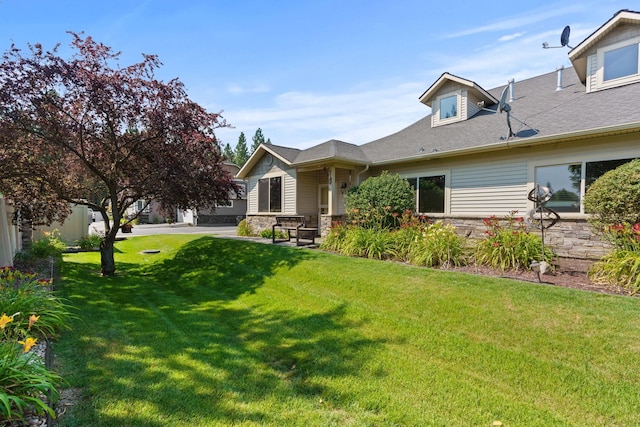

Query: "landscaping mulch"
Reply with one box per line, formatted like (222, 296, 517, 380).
(446, 257, 630, 296)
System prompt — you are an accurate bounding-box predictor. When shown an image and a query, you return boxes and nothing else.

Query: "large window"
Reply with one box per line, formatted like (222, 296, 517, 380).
(535, 164, 581, 212)
(535, 158, 636, 213)
(406, 175, 445, 213)
(603, 43, 639, 81)
(439, 95, 458, 120)
(258, 176, 282, 212)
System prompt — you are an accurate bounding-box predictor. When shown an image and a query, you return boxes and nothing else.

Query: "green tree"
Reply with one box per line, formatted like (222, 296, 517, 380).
(345, 171, 415, 229)
(223, 143, 234, 162)
(234, 132, 249, 166)
(251, 128, 265, 153)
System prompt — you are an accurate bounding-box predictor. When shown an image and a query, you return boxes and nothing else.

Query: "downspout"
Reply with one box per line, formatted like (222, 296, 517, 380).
(356, 164, 370, 185)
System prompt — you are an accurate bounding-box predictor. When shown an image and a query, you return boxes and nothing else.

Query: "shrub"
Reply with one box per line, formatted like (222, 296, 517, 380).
(588, 250, 640, 294)
(236, 219, 253, 236)
(76, 234, 103, 250)
(259, 228, 287, 239)
(345, 171, 415, 229)
(0, 269, 72, 341)
(475, 211, 553, 271)
(0, 267, 70, 424)
(389, 210, 432, 261)
(319, 221, 349, 253)
(0, 342, 62, 423)
(29, 230, 66, 258)
(407, 222, 466, 268)
(584, 159, 640, 232)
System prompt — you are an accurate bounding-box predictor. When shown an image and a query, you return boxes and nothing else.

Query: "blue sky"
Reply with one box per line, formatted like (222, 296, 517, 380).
(0, 1, 629, 150)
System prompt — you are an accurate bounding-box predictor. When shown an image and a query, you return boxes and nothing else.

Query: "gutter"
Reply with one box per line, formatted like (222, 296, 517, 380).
(372, 121, 640, 167)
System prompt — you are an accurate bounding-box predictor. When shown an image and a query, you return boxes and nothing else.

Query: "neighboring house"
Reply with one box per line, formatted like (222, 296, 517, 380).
(128, 161, 247, 225)
(0, 193, 21, 266)
(237, 10, 640, 259)
(194, 162, 247, 225)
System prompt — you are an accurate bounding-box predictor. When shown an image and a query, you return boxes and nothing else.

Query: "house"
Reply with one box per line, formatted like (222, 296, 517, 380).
(237, 9, 640, 259)
(0, 193, 21, 266)
(190, 162, 247, 225)
(128, 161, 247, 225)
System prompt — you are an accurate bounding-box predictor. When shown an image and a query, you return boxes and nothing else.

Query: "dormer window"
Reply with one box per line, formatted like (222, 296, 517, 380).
(594, 36, 640, 90)
(603, 42, 639, 81)
(419, 73, 497, 128)
(439, 95, 458, 120)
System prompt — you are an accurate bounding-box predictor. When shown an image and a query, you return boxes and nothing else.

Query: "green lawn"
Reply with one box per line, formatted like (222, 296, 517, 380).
(54, 235, 640, 426)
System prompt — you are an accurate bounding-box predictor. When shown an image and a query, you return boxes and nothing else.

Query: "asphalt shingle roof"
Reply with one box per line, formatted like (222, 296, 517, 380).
(360, 68, 640, 164)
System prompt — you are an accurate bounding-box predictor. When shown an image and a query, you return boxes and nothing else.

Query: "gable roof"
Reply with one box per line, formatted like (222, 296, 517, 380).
(292, 139, 369, 166)
(418, 72, 498, 107)
(362, 68, 640, 164)
(569, 9, 640, 84)
(237, 139, 368, 178)
(237, 10, 640, 179)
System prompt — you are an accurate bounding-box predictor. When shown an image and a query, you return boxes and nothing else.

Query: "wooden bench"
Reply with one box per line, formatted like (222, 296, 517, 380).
(272, 216, 318, 245)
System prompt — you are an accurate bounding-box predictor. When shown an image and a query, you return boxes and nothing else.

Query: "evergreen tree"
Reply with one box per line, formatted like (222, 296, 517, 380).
(234, 132, 249, 166)
(251, 128, 265, 153)
(223, 143, 234, 162)
(266, 138, 272, 145)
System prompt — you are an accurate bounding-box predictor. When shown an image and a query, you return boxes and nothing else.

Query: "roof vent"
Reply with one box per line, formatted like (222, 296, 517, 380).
(508, 79, 515, 102)
(556, 65, 564, 91)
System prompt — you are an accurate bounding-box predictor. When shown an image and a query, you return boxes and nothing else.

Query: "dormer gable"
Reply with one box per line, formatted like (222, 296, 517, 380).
(569, 9, 640, 93)
(419, 73, 498, 128)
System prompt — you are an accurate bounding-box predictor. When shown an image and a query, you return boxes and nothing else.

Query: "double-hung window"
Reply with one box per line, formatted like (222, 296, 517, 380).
(258, 176, 282, 212)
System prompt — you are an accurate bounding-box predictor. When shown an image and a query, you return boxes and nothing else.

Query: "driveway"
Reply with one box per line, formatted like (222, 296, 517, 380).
(89, 222, 239, 238)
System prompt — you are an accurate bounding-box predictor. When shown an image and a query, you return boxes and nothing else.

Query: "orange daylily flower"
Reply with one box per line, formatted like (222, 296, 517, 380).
(29, 314, 40, 329)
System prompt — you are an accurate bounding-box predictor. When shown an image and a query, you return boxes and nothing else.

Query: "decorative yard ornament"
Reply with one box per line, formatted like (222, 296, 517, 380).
(526, 185, 561, 281)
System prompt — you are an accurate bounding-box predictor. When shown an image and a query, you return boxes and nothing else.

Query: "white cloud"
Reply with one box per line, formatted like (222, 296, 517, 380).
(215, 81, 429, 149)
(443, 4, 586, 39)
(499, 32, 526, 42)
(226, 82, 271, 95)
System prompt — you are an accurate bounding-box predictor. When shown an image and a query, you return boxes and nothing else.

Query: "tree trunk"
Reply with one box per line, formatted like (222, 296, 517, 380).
(100, 234, 116, 276)
(20, 217, 33, 251)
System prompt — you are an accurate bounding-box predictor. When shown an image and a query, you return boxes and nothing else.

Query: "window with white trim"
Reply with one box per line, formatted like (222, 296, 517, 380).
(216, 200, 233, 208)
(439, 95, 458, 120)
(535, 157, 636, 214)
(258, 176, 282, 212)
(597, 37, 640, 88)
(406, 175, 445, 213)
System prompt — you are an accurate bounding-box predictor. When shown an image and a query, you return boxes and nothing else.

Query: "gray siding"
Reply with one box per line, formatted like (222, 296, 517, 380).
(451, 161, 528, 215)
(297, 171, 319, 215)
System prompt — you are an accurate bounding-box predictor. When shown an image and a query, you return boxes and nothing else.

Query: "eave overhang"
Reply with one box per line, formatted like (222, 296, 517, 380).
(371, 121, 640, 167)
(569, 9, 640, 84)
(419, 72, 498, 107)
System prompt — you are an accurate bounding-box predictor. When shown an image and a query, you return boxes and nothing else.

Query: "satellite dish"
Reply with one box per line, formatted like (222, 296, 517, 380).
(560, 25, 571, 47)
(542, 25, 573, 49)
(498, 86, 510, 113)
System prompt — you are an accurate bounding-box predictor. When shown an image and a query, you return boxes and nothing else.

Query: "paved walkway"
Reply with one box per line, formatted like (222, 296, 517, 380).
(88, 222, 321, 247)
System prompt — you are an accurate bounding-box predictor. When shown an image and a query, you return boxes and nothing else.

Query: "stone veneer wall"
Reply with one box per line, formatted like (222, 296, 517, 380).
(320, 215, 346, 236)
(247, 214, 320, 235)
(250, 214, 611, 259)
(445, 216, 611, 260)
